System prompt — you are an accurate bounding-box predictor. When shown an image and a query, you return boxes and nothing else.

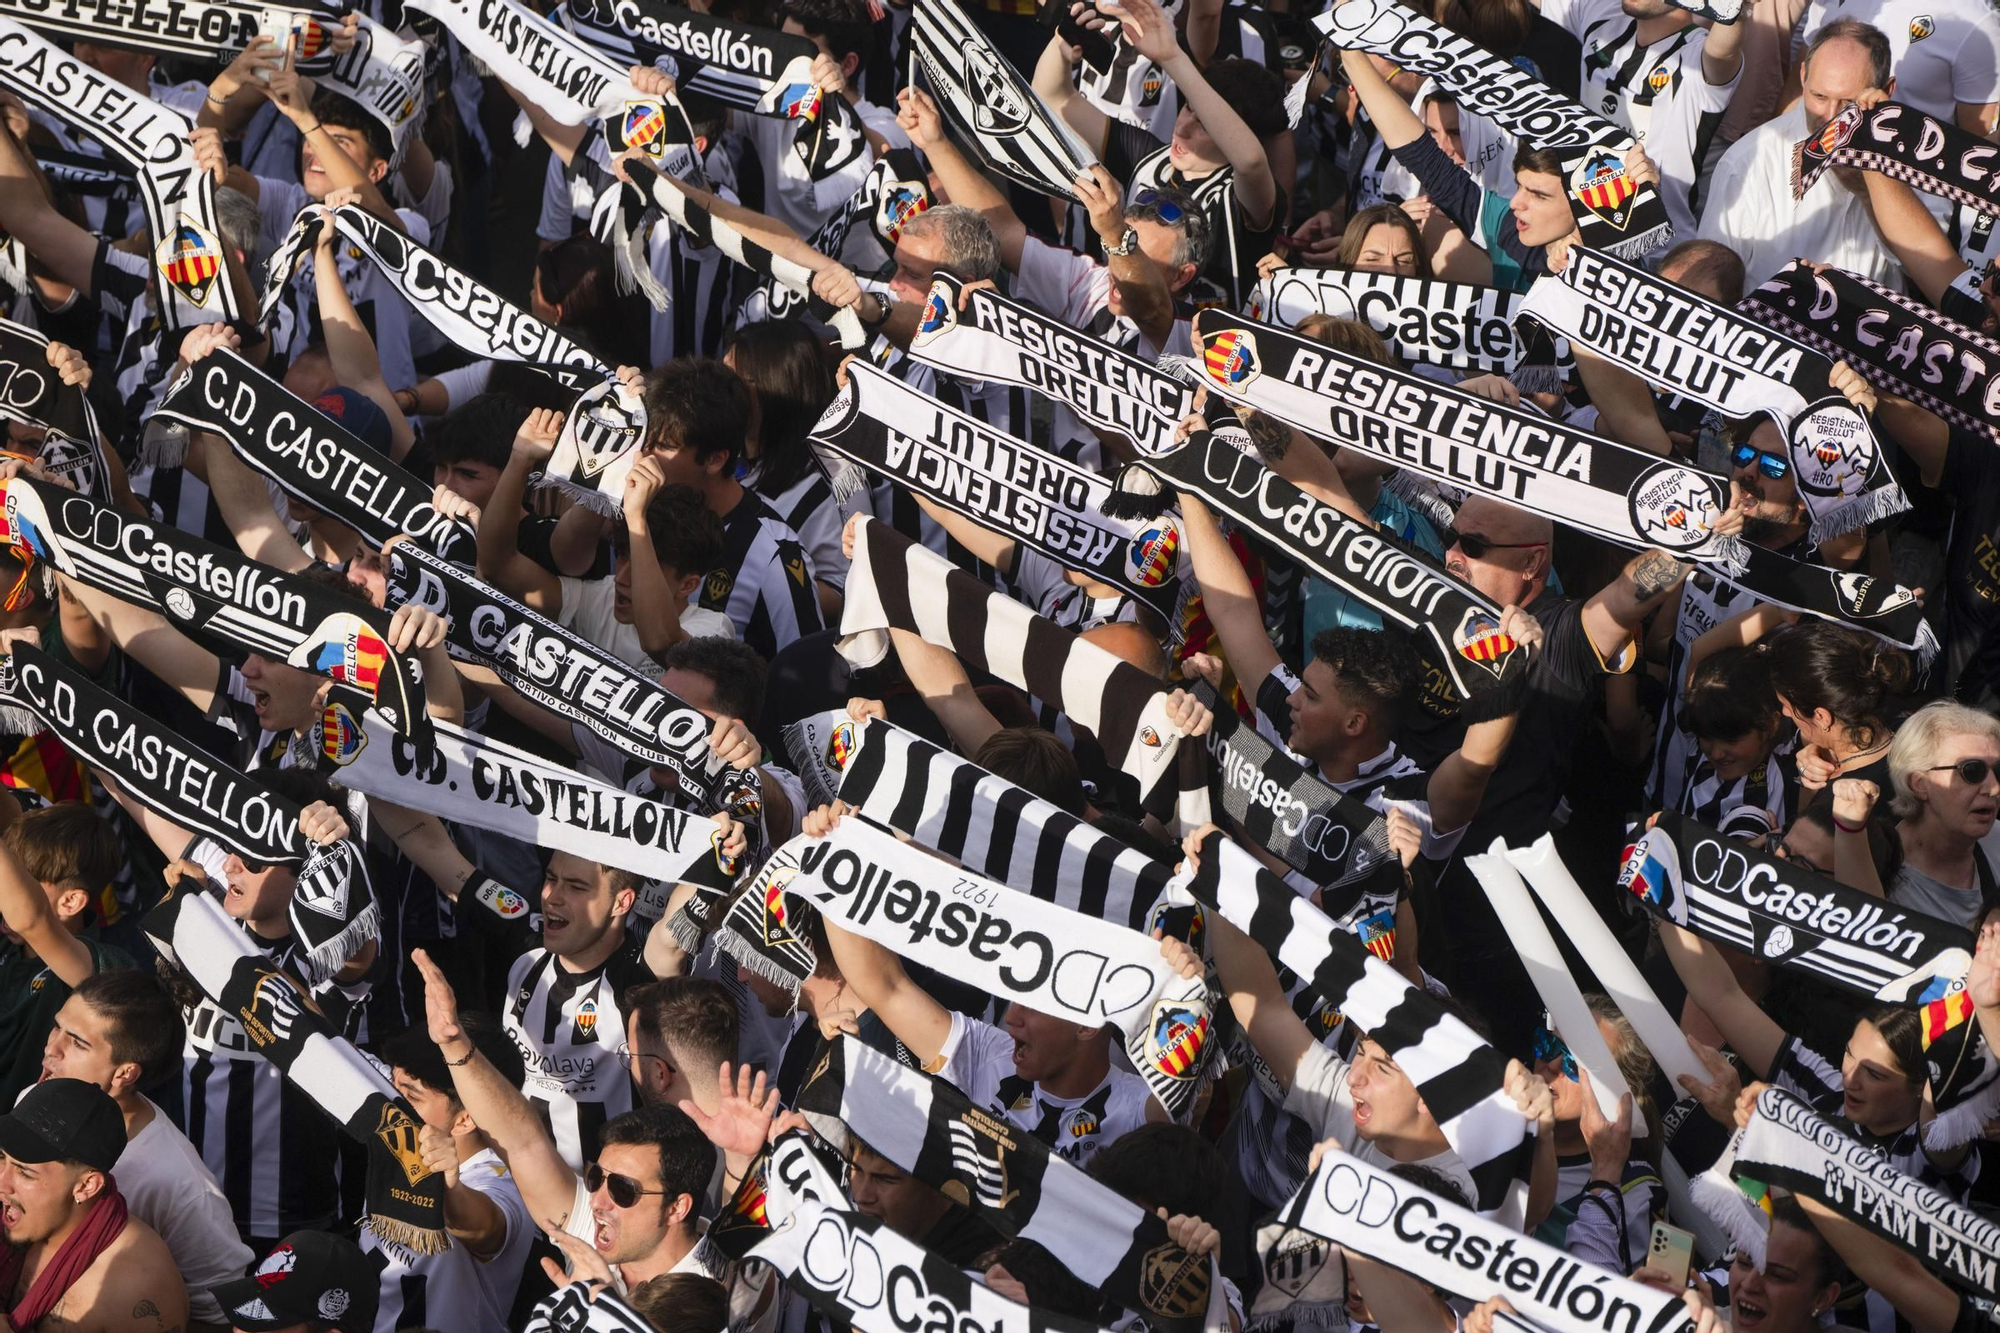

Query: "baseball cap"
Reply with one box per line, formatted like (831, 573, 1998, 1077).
(214, 1231, 380, 1333)
(0, 1078, 125, 1173)
(312, 387, 393, 455)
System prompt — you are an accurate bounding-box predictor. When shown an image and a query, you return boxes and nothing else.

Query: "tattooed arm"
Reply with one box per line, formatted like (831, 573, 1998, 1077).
(1579, 549, 1690, 670)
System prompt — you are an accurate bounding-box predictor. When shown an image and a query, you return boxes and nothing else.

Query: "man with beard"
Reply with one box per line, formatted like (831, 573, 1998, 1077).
(0, 1079, 186, 1333)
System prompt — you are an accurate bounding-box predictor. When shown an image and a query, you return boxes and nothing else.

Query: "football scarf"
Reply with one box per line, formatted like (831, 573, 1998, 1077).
(314, 14, 429, 166)
(710, 1129, 852, 1259)
(838, 516, 1189, 801)
(1248, 268, 1553, 378)
(1744, 261, 2000, 448)
(1127, 429, 1533, 721)
(143, 889, 445, 1253)
(0, 476, 431, 743)
(0, 641, 377, 983)
(709, 835, 818, 985)
(539, 376, 650, 519)
(912, 0, 1099, 203)
(743, 150, 933, 331)
(780, 709, 856, 810)
(383, 542, 752, 811)
(147, 349, 478, 566)
(0, 18, 240, 331)
(1312, 0, 1673, 261)
(795, 1034, 1218, 1331)
(1181, 828, 1532, 1219)
(1277, 1150, 1690, 1333)
(1795, 100, 2000, 222)
(556, 0, 819, 116)
(749, 1201, 1115, 1333)
(0, 0, 328, 60)
(783, 819, 1217, 1119)
(809, 362, 1184, 614)
(297, 708, 743, 892)
(1706, 539, 1937, 667)
(1698, 1086, 2000, 1296)
(262, 205, 613, 394)
(1519, 248, 1908, 542)
(906, 272, 1194, 457)
(521, 1283, 654, 1333)
(0, 320, 106, 498)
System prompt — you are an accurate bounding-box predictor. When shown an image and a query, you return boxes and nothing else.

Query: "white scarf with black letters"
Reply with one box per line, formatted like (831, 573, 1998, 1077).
(1249, 268, 1558, 379)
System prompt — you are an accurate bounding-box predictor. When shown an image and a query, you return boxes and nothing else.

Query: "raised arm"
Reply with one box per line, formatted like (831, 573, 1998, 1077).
(1033, 27, 1112, 157)
(1119, 0, 1276, 224)
(822, 913, 954, 1066)
(310, 201, 416, 457)
(1579, 548, 1692, 670)
(1078, 165, 1176, 352)
(896, 87, 1028, 273)
(475, 409, 566, 614)
(0, 115, 98, 294)
(1657, 920, 1786, 1077)
(1424, 607, 1540, 832)
(1174, 486, 1281, 689)
(264, 36, 403, 230)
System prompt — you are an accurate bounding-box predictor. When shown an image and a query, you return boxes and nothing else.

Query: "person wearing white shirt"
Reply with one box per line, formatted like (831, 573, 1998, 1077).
(1697, 20, 1904, 288)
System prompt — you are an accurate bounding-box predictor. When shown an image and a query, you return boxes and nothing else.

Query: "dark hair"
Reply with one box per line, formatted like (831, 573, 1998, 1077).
(1436, 0, 1533, 52)
(1805, 18, 1893, 90)
(780, 0, 875, 64)
(618, 484, 726, 580)
(722, 320, 836, 496)
(644, 358, 753, 472)
(534, 234, 623, 359)
(381, 1011, 525, 1099)
(1085, 1125, 1225, 1217)
(1789, 800, 1903, 885)
(659, 637, 768, 723)
(678, 90, 727, 149)
(627, 1274, 730, 1333)
(599, 1105, 718, 1210)
(1660, 239, 1747, 305)
(263, 766, 344, 816)
(4, 803, 121, 894)
(1335, 204, 1432, 279)
(1296, 314, 1396, 367)
(1125, 187, 1213, 273)
(1307, 627, 1419, 735)
(1203, 58, 1289, 139)
(1766, 1195, 1845, 1291)
(1855, 1005, 1925, 1090)
(308, 89, 394, 166)
(974, 728, 1086, 816)
(624, 977, 739, 1083)
(1388, 1162, 1471, 1209)
(428, 394, 529, 473)
(1512, 144, 1569, 178)
(72, 970, 184, 1087)
(1681, 647, 1778, 744)
(970, 1239, 1100, 1320)
(1758, 621, 1910, 750)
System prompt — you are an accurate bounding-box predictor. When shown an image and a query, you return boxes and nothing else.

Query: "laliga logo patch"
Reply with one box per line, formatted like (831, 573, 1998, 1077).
(1911, 13, 1934, 38)
(1570, 149, 1637, 231)
(622, 100, 668, 159)
(825, 720, 856, 770)
(1145, 996, 1210, 1080)
(320, 701, 366, 765)
(477, 880, 529, 919)
(918, 287, 953, 337)
(1200, 328, 1261, 388)
(1628, 461, 1724, 551)
(965, 45, 1030, 135)
(158, 220, 223, 308)
(1791, 408, 1871, 500)
(574, 997, 600, 1041)
(761, 866, 800, 945)
(1127, 521, 1180, 588)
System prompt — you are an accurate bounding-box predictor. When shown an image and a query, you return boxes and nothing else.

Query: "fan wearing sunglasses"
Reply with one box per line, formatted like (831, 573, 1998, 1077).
(1882, 701, 2000, 931)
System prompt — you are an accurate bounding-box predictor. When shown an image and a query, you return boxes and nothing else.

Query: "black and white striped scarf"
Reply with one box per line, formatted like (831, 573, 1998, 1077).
(2, 640, 377, 983)
(797, 1033, 1219, 1331)
(1520, 248, 1908, 542)
(838, 516, 1191, 802)
(1795, 101, 2000, 223)
(1249, 268, 1562, 380)
(708, 835, 817, 981)
(143, 888, 445, 1254)
(1744, 261, 2000, 448)
(811, 362, 1183, 616)
(912, 0, 1099, 203)
(1313, 0, 1673, 261)
(147, 349, 478, 565)
(743, 150, 933, 332)
(1182, 828, 1533, 1219)
(906, 272, 1194, 457)
(0, 18, 241, 331)
(521, 1284, 654, 1333)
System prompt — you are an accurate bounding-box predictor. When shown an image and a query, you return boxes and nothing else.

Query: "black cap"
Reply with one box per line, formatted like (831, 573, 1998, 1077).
(0, 1078, 125, 1172)
(214, 1232, 380, 1333)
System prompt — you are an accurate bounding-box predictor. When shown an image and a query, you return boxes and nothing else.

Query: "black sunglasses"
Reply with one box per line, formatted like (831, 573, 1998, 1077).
(1446, 527, 1548, 560)
(1731, 443, 1789, 480)
(1931, 759, 1996, 785)
(585, 1162, 672, 1208)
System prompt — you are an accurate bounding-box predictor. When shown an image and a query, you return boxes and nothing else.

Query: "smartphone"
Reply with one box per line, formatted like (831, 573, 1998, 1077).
(250, 9, 291, 80)
(1648, 1221, 1695, 1287)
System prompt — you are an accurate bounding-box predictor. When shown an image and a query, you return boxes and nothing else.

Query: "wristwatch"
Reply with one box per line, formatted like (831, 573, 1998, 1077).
(1104, 226, 1141, 257)
(860, 290, 892, 324)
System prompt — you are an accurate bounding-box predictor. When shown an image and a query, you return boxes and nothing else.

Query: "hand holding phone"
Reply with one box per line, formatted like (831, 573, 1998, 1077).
(1648, 1221, 1695, 1287)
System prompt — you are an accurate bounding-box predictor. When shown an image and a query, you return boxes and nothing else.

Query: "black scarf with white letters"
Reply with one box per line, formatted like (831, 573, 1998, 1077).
(1795, 101, 2000, 222)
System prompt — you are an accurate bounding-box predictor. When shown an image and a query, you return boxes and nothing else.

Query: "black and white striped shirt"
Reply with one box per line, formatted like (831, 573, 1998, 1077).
(697, 489, 824, 659)
(504, 943, 655, 1172)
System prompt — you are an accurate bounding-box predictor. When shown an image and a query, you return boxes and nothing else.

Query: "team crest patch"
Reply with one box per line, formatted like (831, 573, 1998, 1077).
(320, 702, 366, 765)
(373, 1102, 435, 1186)
(1618, 841, 1672, 908)
(703, 568, 735, 606)
(1803, 105, 1861, 169)
(1832, 570, 1918, 620)
(1139, 726, 1163, 747)
(293, 19, 326, 58)
(1355, 906, 1396, 962)
(1063, 1105, 1098, 1139)
(1571, 149, 1637, 231)
(574, 997, 600, 1041)
(941, 1107, 1021, 1209)
(1146, 897, 1206, 959)
(622, 100, 668, 158)
(1145, 997, 1210, 1081)
(779, 82, 822, 120)
(1791, 407, 1872, 501)
(296, 615, 389, 699)
(825, 720, 856, 770)
(875, 181, 930, 246)
(965, 45, 1029, 135)
(1200, 328, 1260, 388)
(1127, 521, 1179, 587)
(711, 827, 741, 878)
(1450, 609, 1517, 668)
(918, 286, 953, 336)
(1140, 65, 1164, 104)
(1910, 13, 1934, 38)
(1920, 974, 1975, 1045)
(1628, 461, 1724, 550)
(1140, 1240, 1212, 1320)
(762, 866, 800, 945)
(158, 220, 223, 308)
(1645, 66, 1670, 94)
(477, 880, 529, 919)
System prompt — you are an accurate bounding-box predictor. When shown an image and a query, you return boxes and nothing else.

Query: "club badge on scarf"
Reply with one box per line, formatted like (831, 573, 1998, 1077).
(0, 19, 241, 331)
(810, 362, 1185, 614)
(1314, 0, 1673, 260)
(144, 890, 443, 1253)
(839, 517, 1189, 801)
(0, 321, 109, 499)
(787, 820, 1217, 1119)
(908, 272, 1193, 457)
(912, 0, 1099, 203)
(709, 1131, 853, 1259)
(148, 349, 478, 565)
(1249, 268, 1556, 377)
(1520, 248, 1907, 541)
(1, 641, 377, 982)
(316, 14, 429, 166)
(1795, 101, 2000, 222)
(710, 836, 819, 987)
(780, 709, 858, 810)
(1745, 261, 2000, 448)
(0, 476, 431, 743)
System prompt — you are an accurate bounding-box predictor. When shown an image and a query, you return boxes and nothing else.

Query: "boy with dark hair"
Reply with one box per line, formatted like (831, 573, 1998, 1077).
(430, 394, 532, 510)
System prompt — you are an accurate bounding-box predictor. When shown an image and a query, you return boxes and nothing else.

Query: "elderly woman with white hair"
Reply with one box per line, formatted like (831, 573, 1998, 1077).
(1876, 700, 2000, 928)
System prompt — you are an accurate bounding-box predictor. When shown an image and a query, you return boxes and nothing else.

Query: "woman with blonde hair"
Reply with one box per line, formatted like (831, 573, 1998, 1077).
(1873, 700, 2000, 928)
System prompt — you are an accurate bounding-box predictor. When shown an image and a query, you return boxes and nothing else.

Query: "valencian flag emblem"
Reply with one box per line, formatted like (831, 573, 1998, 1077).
(1571, 150, 1636, 230)
(1200, 328, 1260, 387)
(1356, 907, 1397, 962)
(877, 182, 929, 246)
(1920, 975, 1975, 1046)
(158, 221, 222, 308)
(1617, 841, 1672, 908)
(294, 19, 326, 58)
(320, 702, 366, 765)
(623, 101, 667, 159)
(1453, 611, 1517, 664)
(919, 288, 951, 335)
(1129, 523, 1179, 587)
(1146, 1001, 1209, 1080)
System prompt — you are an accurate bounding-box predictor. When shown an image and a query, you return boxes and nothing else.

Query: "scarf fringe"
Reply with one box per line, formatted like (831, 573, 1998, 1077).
(1690, 1150, 1768, 1271)
(1807, 482, 1909, 545)
(0, 704, 43, 737)
(1603, 223, 1675, 263)
(530, 473, 622, 520)
(140, 419, 190, 469)
(811, 444, 867, 507)
(1103, 462, 1172, 521)
(1510, 363, 1568, 397)
(1245, 1303, 1351, 1333)
(714, 922, 814, 992)
(363, 1211, 451, 1256)
(1705, 533, 1752, 579)
(297, 900, 379, 988)
(1923, 1060, 2000, 1151)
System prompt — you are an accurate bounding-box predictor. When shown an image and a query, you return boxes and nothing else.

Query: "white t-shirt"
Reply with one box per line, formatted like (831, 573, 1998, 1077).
(1805, 0, 2000, 121)
(117, 1099, 254, 1325)
(556, 572, 737, 675)
(1012, 237, 1195, 365)
(1542, 0, 1739, 237)
(1696, 104, 1901, 289)
(365, 1147, 533, 1333)
(936, 1011, 1152, 1166)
